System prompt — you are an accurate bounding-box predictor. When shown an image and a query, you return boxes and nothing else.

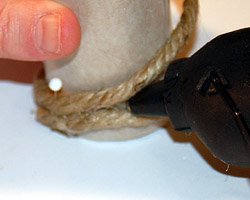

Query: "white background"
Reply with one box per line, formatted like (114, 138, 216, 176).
(0, 0, 250, 199)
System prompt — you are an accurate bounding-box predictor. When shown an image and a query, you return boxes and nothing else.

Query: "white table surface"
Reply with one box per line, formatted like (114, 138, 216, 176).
(0, 0, 250, 199)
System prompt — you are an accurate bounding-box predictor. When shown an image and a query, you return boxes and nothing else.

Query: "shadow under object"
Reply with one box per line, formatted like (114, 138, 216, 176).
(0, 59, 43, 83)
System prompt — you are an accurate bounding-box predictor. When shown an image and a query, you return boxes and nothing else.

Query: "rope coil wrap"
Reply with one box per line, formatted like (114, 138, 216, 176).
(34, 0, 199, 135)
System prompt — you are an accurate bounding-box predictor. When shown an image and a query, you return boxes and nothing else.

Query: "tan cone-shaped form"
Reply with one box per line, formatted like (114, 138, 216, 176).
(45, 0, 170, 140)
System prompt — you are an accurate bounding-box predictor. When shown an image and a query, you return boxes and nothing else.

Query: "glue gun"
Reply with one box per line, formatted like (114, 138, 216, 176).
(129, 28, 250, 168)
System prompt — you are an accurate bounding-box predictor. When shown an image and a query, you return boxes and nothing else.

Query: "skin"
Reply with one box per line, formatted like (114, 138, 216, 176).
(0, 0, 169, 140)
(0, 0, 81, 61)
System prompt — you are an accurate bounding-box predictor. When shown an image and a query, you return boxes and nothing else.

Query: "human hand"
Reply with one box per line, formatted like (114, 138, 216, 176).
(0, 0, 81, 61)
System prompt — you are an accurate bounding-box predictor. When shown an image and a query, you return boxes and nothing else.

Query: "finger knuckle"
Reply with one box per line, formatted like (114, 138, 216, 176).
(0, 2, 24, 58)
(0, 3, 12, 57)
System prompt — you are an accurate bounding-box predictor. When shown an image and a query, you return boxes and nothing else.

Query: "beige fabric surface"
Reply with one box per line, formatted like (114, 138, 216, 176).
(44, 0, 170, 140)
(46, 0, 170, 91)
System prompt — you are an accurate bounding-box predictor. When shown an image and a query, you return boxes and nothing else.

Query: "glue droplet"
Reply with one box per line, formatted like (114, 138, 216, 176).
(49, 78, 63, 92)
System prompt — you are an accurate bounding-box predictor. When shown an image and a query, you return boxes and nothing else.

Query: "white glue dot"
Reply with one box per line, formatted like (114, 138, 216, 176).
(49, 78, 63, 92)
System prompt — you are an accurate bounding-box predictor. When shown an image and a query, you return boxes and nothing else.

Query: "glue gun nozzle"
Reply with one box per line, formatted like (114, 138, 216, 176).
(128, 80, 168, 117)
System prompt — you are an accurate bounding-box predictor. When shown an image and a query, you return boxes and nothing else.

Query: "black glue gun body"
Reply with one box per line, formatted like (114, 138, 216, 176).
(129, 28, 250, 168)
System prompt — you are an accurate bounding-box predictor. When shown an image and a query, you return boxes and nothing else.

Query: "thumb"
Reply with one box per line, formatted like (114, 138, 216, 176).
(0, 0, 81, 61)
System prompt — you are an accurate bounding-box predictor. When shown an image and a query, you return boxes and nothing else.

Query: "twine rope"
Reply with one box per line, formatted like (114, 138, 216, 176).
(34, 0, 199, 135)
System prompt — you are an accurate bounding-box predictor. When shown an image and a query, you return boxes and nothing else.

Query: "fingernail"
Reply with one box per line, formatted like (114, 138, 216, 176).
(36, 14, 62, 54)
